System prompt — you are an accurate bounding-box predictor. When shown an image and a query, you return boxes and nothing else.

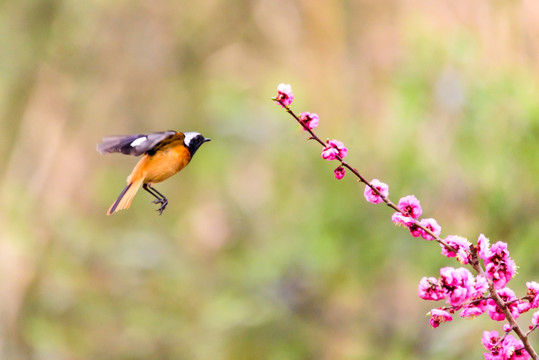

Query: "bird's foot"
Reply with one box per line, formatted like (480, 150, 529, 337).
(152, 198, 168, 215)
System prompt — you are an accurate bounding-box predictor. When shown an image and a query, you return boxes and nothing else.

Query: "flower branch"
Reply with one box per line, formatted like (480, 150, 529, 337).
(272, 94, 458, 254)
(273, 83, 539, 360)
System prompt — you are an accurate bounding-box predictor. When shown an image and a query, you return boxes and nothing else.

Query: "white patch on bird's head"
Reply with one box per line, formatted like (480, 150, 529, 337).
(183, 132, 201, 146)
(130, 137, 147, 147)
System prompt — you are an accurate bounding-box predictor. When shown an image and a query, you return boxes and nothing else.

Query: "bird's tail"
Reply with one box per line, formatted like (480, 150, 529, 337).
(107, 178, 144, 215)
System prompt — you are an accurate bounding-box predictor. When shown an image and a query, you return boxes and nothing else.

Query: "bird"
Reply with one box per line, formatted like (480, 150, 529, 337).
(97, 130, 211, 215)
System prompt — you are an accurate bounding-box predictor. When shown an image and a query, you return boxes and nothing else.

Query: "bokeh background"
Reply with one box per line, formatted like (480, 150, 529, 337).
(1, 1, 539, 359)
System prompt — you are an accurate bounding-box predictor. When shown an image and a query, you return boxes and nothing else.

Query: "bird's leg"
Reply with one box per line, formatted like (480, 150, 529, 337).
(143, 184, 168, 215)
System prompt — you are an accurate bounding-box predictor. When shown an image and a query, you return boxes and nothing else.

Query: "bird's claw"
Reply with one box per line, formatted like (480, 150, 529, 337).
(152, 198, 168, 215)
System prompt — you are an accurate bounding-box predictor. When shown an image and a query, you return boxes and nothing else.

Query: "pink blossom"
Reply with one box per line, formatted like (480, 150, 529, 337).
(275, 83, 294, 107)
(441, 235, 472, 264)
(484, 241, 517, 289)
(439, 266, 465, 288)
(299, 112, 319, 130)
(478, 234, 492, 260)
(439, 267, 474, 307)
(429, 308, 452, 328)
(482, 330, 500, 351)
(460, 304, 486, 319)
(526, 281, 539, 308)
(503, 323, 512, 332)
(409, 223, 422, 238)
(487, 303, 507, 322)
(485, 261, 516, 290)
(419, 218, 441, 240)
(396, 195, 422, 219)
(531, 311, 539, 327)
(321, 146, 339, 160)
(321, 139, 347, 160)
(364, 179, 389, 204)
(459, 276, 488, 319)
(391, 212, 416, 227)
(491, 241, 510, 258)
(470, 275, 489, 299)
(487, 287, 520, 321)
(334, 166, 345, 180)
(517, 301, 531, 314)
(418, 277, 447, 301)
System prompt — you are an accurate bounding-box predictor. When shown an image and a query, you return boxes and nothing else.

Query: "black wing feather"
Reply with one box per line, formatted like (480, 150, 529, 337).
(96, 131, 176, 156)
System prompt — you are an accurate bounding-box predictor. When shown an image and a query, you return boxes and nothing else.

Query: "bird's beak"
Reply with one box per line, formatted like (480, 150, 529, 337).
(204, 138, 211, 142)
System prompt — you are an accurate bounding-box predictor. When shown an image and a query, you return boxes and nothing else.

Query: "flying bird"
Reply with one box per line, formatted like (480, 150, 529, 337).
(97, 130, 211, 215)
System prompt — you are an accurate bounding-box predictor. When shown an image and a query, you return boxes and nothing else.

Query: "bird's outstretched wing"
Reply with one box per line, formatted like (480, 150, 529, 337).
(97, 131, 177, 156)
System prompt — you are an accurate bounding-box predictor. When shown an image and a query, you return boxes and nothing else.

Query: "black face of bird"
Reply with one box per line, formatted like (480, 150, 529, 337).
(183, 132, 211, 156)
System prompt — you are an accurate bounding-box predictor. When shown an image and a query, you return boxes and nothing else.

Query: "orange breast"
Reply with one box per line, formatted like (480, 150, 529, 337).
(127, 144, 191, 184)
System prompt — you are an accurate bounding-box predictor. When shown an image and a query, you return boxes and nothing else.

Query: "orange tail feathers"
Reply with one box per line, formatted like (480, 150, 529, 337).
(107, 178, 144, 215)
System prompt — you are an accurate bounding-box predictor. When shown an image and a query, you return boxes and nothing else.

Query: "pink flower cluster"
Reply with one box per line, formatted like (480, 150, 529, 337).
(390, 195, 442, 241)
(482, 331, 529, 360)
(480, 288, 539, 359)
(420, 267, 489, 325)
(419, 234, 532, 333)
(486, 287, 522, 322)
(320, 139, 349, 180)
(363, 180, 441, 245)
(477, 235, 517, 290)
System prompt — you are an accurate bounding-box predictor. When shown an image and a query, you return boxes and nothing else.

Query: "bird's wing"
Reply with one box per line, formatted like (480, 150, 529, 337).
(96, 131, 177, 156)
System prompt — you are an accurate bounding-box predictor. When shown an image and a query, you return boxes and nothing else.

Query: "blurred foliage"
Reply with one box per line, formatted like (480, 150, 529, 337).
(1, 1, 539, 359)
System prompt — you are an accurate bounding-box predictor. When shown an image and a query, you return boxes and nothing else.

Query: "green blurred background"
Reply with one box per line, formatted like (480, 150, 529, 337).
(1, 1, 539, 359)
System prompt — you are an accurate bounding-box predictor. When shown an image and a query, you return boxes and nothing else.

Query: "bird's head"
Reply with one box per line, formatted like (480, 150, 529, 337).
(183, 132, 211, 156)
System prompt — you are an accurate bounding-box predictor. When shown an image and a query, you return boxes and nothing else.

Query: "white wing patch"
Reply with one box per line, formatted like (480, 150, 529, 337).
(130, 137, 147, 147)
